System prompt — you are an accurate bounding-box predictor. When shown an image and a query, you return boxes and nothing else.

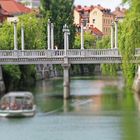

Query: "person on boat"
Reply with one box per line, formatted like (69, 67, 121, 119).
(0, 102, 10, 110)
(10, 101, 18, 110)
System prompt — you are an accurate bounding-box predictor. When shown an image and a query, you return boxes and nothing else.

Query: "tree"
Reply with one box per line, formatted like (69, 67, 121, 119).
(73, 32, 97, 75)
(0, 13, 45, 50)
(96, 36, 119, 76)
(74, 32, 96, 49)
(0, 13, 46, 89)
(40, 0, 75, 49)
(119, 0, 140, 87)
(96, 36, 110, 49)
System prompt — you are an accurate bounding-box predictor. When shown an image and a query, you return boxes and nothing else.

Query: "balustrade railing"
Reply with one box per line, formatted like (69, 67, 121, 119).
(0, 48, 125, 59)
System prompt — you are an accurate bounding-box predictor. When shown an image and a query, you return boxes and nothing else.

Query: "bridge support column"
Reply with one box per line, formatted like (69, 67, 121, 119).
(13, 20, 18, 50)
(81, 19, 84, 49)
(114, 19, 118, 49)
(62, 57, 70, 99)
(111, 22, 114, 49)
(47, 19, 51, 50)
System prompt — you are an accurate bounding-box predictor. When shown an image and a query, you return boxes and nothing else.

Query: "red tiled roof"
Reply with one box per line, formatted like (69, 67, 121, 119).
(89, 25, 103, 36)
(112, 7, 126, 18)
(75, 5, 92, 12)
(83, 6, 91, 12)
(0, 0, 31, 15)
(0, 5, 9, 15)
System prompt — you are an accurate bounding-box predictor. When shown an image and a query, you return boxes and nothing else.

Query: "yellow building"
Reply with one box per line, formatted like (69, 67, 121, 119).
(74, 5, 119, 36)
(89, 5, 114, 36)
(74, 5, 91, 27)
(74, 8, 81, 26)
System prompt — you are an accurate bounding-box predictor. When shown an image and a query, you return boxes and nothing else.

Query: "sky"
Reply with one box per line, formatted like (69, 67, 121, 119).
(74, 0, 128, 11)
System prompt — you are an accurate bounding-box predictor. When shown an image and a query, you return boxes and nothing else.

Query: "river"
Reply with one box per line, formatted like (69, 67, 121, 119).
(0, 76, 140, 140)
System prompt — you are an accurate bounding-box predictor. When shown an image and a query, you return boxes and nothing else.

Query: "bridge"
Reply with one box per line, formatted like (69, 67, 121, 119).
(0, 20, 140, 99)
(0, 48, 140, 65)
(0, 49, 121, 65)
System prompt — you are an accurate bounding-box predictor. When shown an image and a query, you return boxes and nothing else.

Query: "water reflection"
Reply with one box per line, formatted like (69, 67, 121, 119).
(34, 77, 140, 140)
(1, 77, 140, 140)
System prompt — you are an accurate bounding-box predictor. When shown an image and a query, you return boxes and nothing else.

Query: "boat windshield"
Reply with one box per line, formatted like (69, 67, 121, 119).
(0, 93, 34, 110)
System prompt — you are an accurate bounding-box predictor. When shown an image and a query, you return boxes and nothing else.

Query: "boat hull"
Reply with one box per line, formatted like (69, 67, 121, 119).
(0, 106, 36, 118)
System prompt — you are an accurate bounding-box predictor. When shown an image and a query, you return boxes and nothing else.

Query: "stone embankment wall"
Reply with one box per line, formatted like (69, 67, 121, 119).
(133, 66, 140, 94)
(0, 66, 5, 94)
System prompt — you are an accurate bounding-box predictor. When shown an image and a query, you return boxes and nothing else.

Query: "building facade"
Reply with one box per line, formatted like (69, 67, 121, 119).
(74, 5, 126, 36)
(0, 0, 31, 23)
(112, 7, 126, 22)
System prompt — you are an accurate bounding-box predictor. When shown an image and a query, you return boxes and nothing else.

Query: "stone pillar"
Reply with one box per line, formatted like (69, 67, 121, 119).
(114, 19, 118, 49)
(81, 19, 84, 49)
(137, 65, 140, 79)
(47, 19, 51, 50)
(62, 57, 70, 99)
(0, 66, 5, 94)
(63, 100, 69, 112)
(111, 22, 114, 49)
(66, 29, 70, 50)
(13, 20, 18, 50)
(62, 25, 70, 99)
(51, 23, 54, 50)
(63, 24, 69, 56)
(21, 24, 25, 50)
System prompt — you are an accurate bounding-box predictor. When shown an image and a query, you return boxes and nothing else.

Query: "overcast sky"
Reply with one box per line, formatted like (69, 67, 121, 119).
(74, 0, 127, 11)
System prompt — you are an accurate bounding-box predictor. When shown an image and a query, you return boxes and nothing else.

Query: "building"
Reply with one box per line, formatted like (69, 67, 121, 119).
(74, 5, 92, 28)
(89, 5, 114, 36)
(112, 7, 126, 22)
(0, 5, 10, 22)
(74, 5, 127, 36)
(0, 0, 31, 22)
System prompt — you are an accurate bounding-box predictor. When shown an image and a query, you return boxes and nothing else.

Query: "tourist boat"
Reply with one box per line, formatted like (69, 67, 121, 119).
(0, 91, 36, 117)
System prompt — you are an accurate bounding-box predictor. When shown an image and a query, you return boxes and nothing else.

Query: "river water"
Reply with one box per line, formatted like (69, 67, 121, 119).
(0, 76, 140, 140)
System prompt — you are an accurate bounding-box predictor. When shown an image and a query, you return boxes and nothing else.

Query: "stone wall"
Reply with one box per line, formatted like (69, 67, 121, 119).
(0, 66, 5, 94)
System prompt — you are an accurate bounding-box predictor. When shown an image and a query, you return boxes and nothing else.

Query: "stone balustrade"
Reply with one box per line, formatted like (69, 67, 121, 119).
(0, 48, 139, 65)
(0, 49, 120, 58)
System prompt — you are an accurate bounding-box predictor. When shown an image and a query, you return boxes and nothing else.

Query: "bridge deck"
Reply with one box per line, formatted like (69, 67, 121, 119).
(0, 48, 139, 65)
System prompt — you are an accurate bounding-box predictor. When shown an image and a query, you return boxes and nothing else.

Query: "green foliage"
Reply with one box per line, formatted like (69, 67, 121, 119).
(0, 13, 46, 89)
(119, 0, 140, 87)
(96, 36, 119, 76)
(74, 32, 96, 49)
(101, 64, 119, 76)
(2, 65, 21, 90)
(18, 13, 46, 49)
(3, 65, 21, 81)
(96, 36, 110, 49)
(0, 23, 14, 50)
(40, 0, 75, 49)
